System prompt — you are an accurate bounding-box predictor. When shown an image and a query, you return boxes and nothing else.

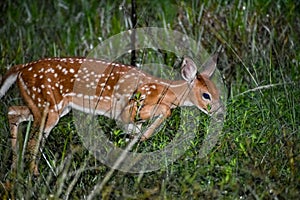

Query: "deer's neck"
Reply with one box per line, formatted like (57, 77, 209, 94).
(167, 80, 194, 108)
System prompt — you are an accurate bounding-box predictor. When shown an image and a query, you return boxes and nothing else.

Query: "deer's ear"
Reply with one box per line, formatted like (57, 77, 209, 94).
(181, 57, 197, 83)
(201, 54, 218, 78)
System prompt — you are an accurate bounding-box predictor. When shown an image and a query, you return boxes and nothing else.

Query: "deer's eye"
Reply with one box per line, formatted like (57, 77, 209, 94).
(202, 92, 211, 101)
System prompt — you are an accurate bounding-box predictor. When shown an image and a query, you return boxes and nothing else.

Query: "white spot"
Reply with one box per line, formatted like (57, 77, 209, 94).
(69, 68, 75, 73)
(57, 64, 62, 70)
(83, 74, 90, 79)
(104, 96, 111, 100)
(150, 85, 156, 89)
(114, 85, 120, 90)
(46, 68, 55, 73)
(124, 75, 131, 78)
(47, 78, 52, 82)
(28, 67, 33, 71)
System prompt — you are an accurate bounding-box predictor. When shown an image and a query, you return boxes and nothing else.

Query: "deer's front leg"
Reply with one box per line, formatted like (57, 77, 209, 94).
(138, 104, 171, 141)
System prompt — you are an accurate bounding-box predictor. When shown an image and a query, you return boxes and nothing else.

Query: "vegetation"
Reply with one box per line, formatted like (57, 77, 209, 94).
(0, 0, 299, 199)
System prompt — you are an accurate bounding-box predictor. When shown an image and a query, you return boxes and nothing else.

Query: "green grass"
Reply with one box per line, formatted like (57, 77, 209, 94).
(1, 0, 299, 199)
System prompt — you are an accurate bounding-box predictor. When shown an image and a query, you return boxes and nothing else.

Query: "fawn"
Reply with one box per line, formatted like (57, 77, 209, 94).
(0, 54, 223, 175)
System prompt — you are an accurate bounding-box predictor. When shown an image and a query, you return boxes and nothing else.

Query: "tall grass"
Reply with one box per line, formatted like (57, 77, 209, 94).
(0, 0, 299, 199)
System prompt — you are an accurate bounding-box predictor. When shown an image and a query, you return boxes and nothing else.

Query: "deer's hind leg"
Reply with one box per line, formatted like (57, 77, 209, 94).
(7, 104, 56, 176)
(29, 110, 61, 175)
(8, 106, 33, 173)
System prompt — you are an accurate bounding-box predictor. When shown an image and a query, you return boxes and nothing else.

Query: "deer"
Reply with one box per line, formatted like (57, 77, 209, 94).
(0, 54, 223, 175)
